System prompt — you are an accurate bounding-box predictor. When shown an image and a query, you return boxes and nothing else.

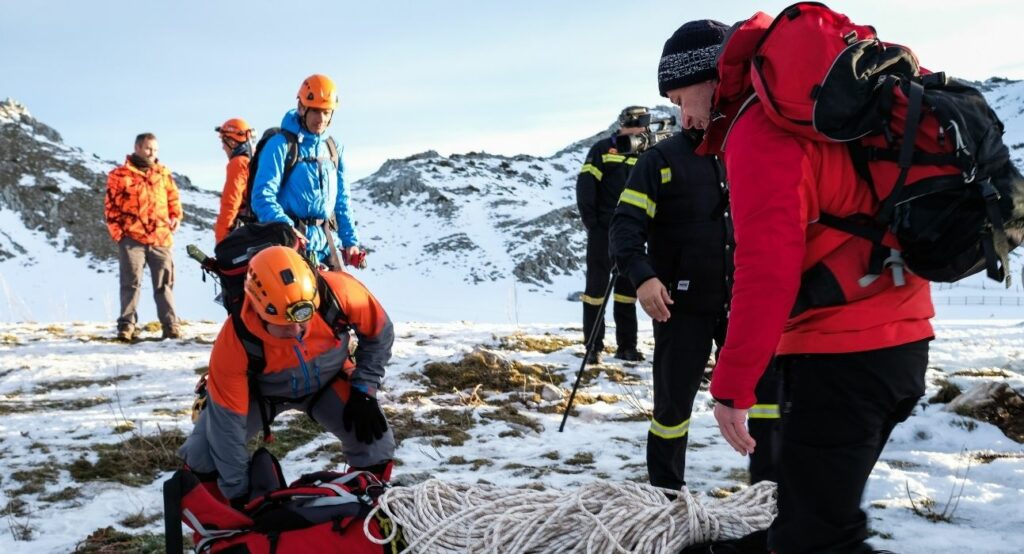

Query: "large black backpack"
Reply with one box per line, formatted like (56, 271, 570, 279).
(236, 127, 340, 225)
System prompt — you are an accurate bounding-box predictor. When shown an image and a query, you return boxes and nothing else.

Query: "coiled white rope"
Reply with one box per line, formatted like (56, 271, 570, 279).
(364, 479, 777, 553)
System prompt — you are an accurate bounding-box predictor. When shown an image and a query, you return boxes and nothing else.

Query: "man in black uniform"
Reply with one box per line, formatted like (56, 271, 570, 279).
(608, 20, 778, 489)
(575, 107, 649, 364)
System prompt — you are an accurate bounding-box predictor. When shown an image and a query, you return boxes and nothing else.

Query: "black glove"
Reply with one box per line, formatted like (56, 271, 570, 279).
(343, 388, 388, 444)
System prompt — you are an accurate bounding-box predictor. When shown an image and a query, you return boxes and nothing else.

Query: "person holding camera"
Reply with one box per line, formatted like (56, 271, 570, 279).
(575, 107, 650, 364)
(608, 21, 778, 489)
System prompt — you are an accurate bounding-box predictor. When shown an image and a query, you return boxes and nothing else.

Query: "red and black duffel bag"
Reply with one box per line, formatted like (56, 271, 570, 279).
(163, 448, 403, 553)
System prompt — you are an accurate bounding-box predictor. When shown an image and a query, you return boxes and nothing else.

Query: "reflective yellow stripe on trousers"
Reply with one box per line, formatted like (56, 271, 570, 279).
(580, 294, 605, 306)
(748, 403, 780, 419)
(613, 294, 636, 304)
(649, 417, 690, 439)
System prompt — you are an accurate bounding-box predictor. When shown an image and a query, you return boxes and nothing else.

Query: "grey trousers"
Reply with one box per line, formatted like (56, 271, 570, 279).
(180, 384, 396, 499)
(116, 237, 177, 328)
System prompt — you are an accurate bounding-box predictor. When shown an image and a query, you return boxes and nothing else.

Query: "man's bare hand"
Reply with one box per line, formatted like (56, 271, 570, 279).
(637, 277, 673, 322)
(168, 217, 180, 232)
(714, 402, 756, 455)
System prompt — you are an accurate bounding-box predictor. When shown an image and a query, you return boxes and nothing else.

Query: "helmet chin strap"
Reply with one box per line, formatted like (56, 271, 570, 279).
(298, 105, 332, 134)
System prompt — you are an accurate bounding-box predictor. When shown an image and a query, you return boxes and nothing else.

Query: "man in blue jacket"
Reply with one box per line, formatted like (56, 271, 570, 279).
(250, 74, 362, 269)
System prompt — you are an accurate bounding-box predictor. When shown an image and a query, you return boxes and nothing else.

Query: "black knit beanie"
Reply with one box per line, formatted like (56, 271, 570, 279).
(658, 19, 730, 97)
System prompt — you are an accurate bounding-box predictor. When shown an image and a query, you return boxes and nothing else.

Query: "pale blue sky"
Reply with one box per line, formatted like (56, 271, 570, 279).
(3, 0, 1022, 190)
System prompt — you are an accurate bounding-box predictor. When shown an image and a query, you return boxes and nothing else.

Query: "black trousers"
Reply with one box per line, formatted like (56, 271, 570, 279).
(582, 227, 637, 351)
(769, 339, 928, 554)
(748, 361, 781, 485)
(647, 311, 774, 487)
(647, 312, 780, 489)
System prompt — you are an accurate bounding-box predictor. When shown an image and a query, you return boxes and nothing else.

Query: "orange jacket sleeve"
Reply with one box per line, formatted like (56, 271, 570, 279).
(214, 156, 250, 243)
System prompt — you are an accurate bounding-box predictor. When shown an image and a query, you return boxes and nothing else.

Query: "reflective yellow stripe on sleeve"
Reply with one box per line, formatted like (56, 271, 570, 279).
(613, 294, 636, 304)
(626, 157, 638, 166)
(581, 164, 603, 181)
(619, 188, 657, 218)
(660, 167, 672, 184)
(650, 417, 690, 439)
(748, 404, 781, 419)
(580, 294, 605, 306)
(602, 153, 627, 164)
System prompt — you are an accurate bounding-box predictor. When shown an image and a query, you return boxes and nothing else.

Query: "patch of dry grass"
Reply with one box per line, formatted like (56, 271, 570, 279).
(423, 348, 565, 395)
(969, 451, 1024, 464)
(950, 369, 1011, 378)
(33, 375, 134, 394)
(496, 332, 580, 354)
(479, 405, 544, 433)
(68, 428, 186, 486)
(74, 527, 181, 553)
(0, 396, 110, 416)
(385, 407, 475, 447)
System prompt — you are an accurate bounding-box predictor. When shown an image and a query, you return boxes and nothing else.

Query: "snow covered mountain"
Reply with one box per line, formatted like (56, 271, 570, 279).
(0, 84, 1022, 325)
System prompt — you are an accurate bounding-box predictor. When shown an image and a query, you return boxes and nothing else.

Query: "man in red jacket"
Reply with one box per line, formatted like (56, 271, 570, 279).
(657, 19, 935, 553)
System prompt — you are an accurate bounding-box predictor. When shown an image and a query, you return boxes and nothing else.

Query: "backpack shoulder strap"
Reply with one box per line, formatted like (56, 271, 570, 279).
(325, 137, 340, 170)
(278, 130, 301, 185)
(230, 310, 267, 376)
(229, 310, 275, 442)
(316, 272, 351, 338)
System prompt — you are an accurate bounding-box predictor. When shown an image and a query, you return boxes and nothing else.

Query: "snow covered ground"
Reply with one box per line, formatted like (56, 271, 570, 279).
(0, 318, 1021, 553)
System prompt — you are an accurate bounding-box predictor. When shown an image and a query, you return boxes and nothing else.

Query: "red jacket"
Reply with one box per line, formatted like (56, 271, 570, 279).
(706, 15, 934, 409)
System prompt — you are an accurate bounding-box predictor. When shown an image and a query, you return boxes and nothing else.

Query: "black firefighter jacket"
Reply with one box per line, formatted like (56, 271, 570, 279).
(576, 135, 638, 231)
(609, 133, 734, 314)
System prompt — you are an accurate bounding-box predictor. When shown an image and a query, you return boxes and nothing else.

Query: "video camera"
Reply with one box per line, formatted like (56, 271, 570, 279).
(615, 115, 677, 154)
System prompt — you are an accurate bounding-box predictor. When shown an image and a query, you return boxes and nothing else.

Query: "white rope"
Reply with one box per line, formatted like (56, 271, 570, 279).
(363, 479, 777, 553)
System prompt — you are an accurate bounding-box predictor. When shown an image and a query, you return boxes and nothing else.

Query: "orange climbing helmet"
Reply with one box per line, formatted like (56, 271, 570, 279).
(244, 246, 320, 325)
(215, 118, 254, 143)
(297, 74, 339, 110)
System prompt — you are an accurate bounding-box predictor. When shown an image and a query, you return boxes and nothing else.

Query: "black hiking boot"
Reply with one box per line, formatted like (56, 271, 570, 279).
(584, 349, 602, 365)
(615, 347, 645, 362)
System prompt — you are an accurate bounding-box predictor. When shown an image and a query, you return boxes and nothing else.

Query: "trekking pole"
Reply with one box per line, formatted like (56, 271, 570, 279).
(559, 267, 618, 432)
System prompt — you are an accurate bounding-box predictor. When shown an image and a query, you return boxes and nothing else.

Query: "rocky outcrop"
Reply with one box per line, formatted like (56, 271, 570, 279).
(946, 381, 1024, 443)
